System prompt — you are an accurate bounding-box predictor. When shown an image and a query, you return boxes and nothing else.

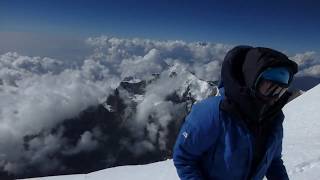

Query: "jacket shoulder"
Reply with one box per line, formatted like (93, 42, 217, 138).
(175, 96, 223, 155)
(186, 96, 222, 132)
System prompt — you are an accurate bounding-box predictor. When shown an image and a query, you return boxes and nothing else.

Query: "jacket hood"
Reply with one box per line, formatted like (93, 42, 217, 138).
(220, 46, 298, 123)
(242, 47, 298, 89)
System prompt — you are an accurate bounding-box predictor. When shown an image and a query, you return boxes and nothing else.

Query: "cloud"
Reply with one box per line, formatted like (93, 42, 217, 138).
(63, 131, 99, 155)
(289, 51, 320, 77)
(193, 60, 222, 81)
(0, 52, 65, 86)
(298, 64, 320, 77)
(0, 51, 117, 175)
(1, 128, 66, 175)
(290, 51, 317, 66)
(86, 36, 231, 81)
(119, 48, 168, 78)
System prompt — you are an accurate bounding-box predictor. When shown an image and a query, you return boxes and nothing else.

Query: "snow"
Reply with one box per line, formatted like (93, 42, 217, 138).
(178, 70, 214, 102)
(22, 84, 320, 180)
(102, 102, 114, 112)
(24, 160, 179, 180)
(283, 84, 320, 179)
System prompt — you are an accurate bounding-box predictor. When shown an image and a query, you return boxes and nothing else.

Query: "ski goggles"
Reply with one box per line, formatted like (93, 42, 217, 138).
(257, 79, 288, 98)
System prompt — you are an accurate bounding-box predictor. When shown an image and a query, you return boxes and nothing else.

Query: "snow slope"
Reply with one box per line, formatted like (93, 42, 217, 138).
(24, 84, 320, 180)
(283, 84, 320, 179)
(24, 160, 179, 180)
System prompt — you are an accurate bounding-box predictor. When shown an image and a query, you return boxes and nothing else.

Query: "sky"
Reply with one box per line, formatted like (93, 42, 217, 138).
(0, 0, 320, 53)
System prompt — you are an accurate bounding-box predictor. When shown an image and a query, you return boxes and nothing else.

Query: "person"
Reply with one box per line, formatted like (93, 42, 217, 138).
(173, 46, 298, 180)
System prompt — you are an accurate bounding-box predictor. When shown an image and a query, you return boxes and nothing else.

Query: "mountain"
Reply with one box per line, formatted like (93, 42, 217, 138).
(15, 65, 217, 179)
(22, 84, 320, 180)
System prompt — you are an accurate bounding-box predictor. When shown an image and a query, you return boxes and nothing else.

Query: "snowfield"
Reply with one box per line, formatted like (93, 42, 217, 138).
(283, 84, 320, 179)
(24, 160, 179, 180)
(24, 84, 320, 180)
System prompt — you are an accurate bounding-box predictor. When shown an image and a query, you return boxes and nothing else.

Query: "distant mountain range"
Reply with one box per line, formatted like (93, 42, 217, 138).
(16, 65, 217, 179)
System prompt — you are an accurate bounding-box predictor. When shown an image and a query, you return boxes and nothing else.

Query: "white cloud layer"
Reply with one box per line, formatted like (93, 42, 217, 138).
(86, 36, 230, 81)
(289, 51, 320, 77)
(0, 52, 118, 175)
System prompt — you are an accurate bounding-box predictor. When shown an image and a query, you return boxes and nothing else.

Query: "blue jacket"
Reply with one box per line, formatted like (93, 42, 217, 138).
(173, 93, 288, 180)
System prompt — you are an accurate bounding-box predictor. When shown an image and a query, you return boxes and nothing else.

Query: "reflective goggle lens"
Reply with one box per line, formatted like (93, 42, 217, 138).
(258, 80, 288, 98)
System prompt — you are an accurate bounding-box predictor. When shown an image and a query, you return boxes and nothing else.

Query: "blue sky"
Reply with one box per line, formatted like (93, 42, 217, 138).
(0, 0, 319, 53)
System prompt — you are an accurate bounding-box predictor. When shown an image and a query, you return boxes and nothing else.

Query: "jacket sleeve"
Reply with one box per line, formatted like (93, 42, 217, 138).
(173, 100, 221, 180)
(266, 125, 289, 180)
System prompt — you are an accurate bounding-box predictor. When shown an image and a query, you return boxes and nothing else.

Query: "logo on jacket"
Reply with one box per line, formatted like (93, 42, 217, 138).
(182, 132, 188, 139)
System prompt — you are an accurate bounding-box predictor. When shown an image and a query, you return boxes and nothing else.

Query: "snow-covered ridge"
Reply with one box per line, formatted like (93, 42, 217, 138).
(25, 160, 178, 180)
(22, 84, 320, 180)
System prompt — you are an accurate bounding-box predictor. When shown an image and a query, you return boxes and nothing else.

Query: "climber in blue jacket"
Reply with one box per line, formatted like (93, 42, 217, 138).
(173, 46, 298, 180)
